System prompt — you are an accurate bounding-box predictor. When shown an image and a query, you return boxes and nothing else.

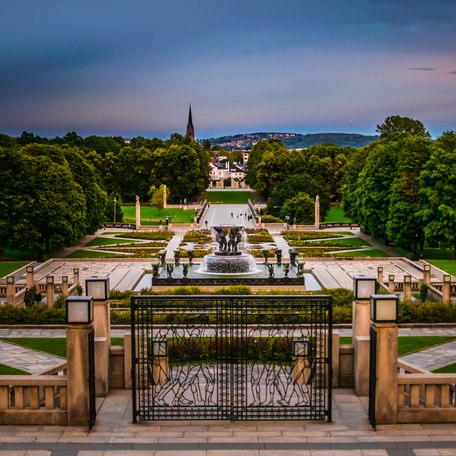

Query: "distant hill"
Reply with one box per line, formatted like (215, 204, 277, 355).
(204, 132, 379, 149)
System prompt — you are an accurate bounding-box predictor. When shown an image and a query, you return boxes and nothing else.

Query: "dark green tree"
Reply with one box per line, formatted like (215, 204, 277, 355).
(420, 131, 456, 258)
(376, 115, 430, 138)
(279, 192, 315, 224)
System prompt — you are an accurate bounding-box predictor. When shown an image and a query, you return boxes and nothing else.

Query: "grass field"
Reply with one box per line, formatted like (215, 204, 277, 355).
(122, 206, 195, 225)
(426, 260, 456, 276)
(84, 237, 141, 247)
(0, 261, 29, 278)
(66, 250, 128, 258)
(0, 364, 29, 375)
(334, 249, 388, 258)
(203, 191, 254, 204)
(433, 362, 456, 373)
(324, 205, 352, 223)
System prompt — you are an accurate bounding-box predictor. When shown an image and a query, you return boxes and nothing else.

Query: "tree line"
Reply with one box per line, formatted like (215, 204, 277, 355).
(245, 115, 456, 258)
(0, 132, 210, 258)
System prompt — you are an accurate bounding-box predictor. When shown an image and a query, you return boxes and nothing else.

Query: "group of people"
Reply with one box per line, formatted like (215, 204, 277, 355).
(23, 287, 43, 307)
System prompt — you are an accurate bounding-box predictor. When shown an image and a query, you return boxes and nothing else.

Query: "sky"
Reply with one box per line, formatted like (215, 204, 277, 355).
(1, 0, 456, 139)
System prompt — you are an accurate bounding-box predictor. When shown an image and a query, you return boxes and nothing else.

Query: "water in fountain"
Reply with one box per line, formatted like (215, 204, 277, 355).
(197, 225, 260, 275)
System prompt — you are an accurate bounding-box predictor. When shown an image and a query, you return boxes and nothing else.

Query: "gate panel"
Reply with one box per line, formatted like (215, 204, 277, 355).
(131, 295, 331, 422)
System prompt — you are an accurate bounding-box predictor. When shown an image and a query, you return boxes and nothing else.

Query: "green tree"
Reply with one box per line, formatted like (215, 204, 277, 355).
(420, 131, 456, 258)
(279, 192, 315, 224)
(386, 135, 431, 256)
(149, 184, 167, 212)
(376, 115, 430, 138)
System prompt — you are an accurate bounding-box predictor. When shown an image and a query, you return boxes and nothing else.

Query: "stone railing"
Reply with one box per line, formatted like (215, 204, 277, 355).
(0, 375, 68, 425)
(396, 360, 456, 423)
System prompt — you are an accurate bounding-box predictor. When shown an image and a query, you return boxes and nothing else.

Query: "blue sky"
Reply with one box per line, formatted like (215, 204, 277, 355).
(1, 0, 455, 139)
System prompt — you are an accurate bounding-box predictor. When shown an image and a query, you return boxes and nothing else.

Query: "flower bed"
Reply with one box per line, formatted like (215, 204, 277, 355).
(115, 231, 174, 241)
(281, 231, 344, 241)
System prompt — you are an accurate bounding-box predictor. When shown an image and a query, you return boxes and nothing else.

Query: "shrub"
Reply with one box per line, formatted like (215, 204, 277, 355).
(261, 214, 283, 223)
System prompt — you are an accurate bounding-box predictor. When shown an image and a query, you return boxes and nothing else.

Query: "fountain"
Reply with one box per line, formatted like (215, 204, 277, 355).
(198, 225, 259, 275)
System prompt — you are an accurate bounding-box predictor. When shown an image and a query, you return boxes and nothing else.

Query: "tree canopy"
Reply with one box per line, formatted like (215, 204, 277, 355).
(376, 115, 431, 138)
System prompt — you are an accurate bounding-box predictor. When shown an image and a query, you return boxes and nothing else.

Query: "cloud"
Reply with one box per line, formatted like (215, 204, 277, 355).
(407, 68, 437, 71)
(449, 71, 456, 74)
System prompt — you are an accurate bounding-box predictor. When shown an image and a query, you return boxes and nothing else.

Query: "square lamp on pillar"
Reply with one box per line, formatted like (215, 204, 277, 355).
(85, 277, 110, 301)
(46, 276, 54, 285)
(26, 265, 34, 273)
(353, 276, 377, 300)
(66, 296, 94, 324)
(293, 338, 310, 357)
(404, 275, 411, 284)
(444, 274, 451, 284)
(370, 294, 398, 323)
(6, 276, 14, 284)
(424, 264, 431, 272)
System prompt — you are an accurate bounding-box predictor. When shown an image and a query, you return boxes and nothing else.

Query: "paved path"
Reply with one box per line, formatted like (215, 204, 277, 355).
(2, 388, 456, 455)
(202, 204, 256, 229)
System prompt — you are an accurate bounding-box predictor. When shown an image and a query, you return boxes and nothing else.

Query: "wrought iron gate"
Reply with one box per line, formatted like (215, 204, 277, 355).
(131, 295, 332, 422)
(368, 325, 377, 428)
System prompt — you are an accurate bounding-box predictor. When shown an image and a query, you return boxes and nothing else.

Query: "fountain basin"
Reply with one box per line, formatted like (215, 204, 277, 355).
(201, 252, 259, 275)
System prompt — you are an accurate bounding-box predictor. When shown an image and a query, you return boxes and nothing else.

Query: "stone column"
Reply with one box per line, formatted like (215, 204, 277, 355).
(61, 276, 69, 297)
(26, 266, 34, 288)
(46, 276, 55, 308)
(377, 267, 383, 284)
(73, 268, 80, 286)
(403, 275, 412, 302)
(372, 323, 398, 424)
(314, 195, 320, 230)
(124, 331, 132, 389)
(163, 185, 167, 209)
(66, 324, 94, 426)
(423, 264, 431, 286)
(135, 195, 141, 229)
(94, 299, 111, 396)
(443, 275, 452, 304)
(353, 299, 371, 396)
(388, 275, 395, 293)
(6, 276, 15, 306)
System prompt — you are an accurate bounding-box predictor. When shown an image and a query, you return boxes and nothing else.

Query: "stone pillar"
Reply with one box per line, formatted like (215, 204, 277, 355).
(423, 264, 431, 286)
(124, 331, 132, 389)
(443, 275, 452, 304)
(372, 323, 398, 424)
(94, 299, 111, 396)
(46, 276, 55, 308)
(163, 185, 167, 209)
(135, 195, 141, 229)
(314, 195, 320, 230)
(62, 276, 69, 297)
(388, 275, 395, 293)
(66, 324, 94, 426)
(352, 299, 371, 396)
(403, 275, 412, 302)
(73, 268, 80, 286)
(6, 276, 15, 306)
(26, 266, 34, 288)
(377, 267, 383, 284)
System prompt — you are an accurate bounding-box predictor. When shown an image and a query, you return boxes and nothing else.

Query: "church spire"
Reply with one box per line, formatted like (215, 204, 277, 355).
(186, 103, 195, 141)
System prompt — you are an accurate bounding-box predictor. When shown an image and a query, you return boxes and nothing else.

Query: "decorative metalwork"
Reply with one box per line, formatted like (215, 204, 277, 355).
(131, 295, 332, 422)
(368, 325, 377, 429)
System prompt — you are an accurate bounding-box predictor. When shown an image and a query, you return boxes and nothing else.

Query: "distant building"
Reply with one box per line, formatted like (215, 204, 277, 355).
(186, 104, 195, 141)
(209, 158, 247, 189)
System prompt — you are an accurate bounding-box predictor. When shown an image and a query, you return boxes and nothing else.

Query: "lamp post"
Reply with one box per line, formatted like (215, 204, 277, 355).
(423, 264, 431, 286)
(352, 276, 377, 396)
(113, 196, 117, 223)
(85, 277, 110, 396)
(369, 293, 398, 425)
(6, 276, 15, 306)
(26, 265, 34, 288)
(443, 274, 452, 304)
(65, 296, 95, 427)
(403, 275, 412, 302)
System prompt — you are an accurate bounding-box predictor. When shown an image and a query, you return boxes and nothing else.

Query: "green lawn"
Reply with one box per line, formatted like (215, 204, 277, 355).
(426, 260, 456, 276)
(340, 336, 456, 357)
(84, 237, 141, 247)
(423, 248, 454, 260)
(0, 261, 30, 278)
(3, 248, 33, 260)
(0, 364, 29, 375)
(324, 205, 352, 223)
(203, 191, 254, 204)
(312, 238, 371, 247)
(122, 206, 195, 225)
(433, 362, 456, 373)
(334, 249, 389, 258)
(66, 250, 128, 258)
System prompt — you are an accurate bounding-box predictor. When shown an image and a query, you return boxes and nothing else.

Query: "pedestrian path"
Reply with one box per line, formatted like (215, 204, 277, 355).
(0, 339, 65, 374)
